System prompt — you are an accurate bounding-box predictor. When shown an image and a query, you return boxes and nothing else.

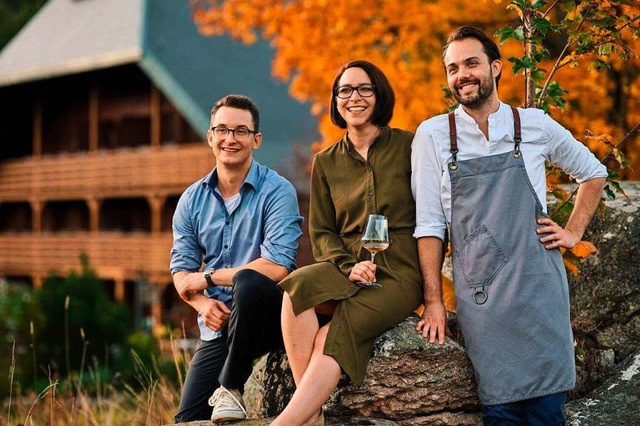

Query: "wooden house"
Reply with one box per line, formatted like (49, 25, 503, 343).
(0, 0, 317, 333)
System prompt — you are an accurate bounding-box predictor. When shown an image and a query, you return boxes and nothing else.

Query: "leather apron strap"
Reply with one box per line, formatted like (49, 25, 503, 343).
(448, 107, 523, 158)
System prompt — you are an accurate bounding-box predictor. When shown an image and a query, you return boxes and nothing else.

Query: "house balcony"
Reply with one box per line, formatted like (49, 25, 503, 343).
(0, 143, 213, 202)
(0, 231, 173, 284)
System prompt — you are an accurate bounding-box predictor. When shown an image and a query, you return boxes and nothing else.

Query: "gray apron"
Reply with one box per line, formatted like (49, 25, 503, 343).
(448, 107, 575, 405)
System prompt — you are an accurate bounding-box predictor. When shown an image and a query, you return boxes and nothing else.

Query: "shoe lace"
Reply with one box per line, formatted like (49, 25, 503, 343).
(208, 387, 248, 416)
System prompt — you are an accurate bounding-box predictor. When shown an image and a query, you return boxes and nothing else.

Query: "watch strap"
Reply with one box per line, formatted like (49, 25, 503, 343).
(204, 268, 216, 287)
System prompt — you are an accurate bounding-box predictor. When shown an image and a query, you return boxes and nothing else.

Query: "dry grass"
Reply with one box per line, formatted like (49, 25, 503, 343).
(1, 335, 192, 426)
(0, 377, 180, 426)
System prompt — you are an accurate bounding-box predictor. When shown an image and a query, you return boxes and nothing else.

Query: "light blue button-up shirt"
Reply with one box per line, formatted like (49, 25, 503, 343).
(170, 160, 303, 341)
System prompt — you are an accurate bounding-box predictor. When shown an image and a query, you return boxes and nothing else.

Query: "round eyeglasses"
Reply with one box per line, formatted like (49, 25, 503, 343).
(335, 84, 376, 99)
(210, 126, 255, 141)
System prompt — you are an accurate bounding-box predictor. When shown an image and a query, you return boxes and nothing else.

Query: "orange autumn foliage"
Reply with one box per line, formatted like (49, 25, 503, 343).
(191, 0, 639, 178)
(191, 1, 638, 310)
(562, 241, 599, 276)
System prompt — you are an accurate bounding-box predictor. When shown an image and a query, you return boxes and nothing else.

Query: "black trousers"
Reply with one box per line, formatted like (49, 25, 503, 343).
(173, 269, 284, 422)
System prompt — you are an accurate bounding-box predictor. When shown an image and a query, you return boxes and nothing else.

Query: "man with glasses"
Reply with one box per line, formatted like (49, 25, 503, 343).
(170, 94, 303, 422)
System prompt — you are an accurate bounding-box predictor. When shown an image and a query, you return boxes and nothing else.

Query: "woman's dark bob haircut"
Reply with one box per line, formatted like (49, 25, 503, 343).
(330, 60, 395, 129)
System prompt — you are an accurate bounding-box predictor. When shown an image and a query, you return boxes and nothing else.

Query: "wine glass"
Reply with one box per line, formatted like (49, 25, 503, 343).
(358, 214, 389, 288)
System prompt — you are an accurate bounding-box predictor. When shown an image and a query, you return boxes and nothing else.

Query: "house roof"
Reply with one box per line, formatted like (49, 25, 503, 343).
(0, 0, 317, 169)
(0, 0, 144, 87)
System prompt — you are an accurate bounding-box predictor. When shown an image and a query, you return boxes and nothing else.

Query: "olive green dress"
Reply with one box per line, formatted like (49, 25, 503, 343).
(279, 126, 422, 385)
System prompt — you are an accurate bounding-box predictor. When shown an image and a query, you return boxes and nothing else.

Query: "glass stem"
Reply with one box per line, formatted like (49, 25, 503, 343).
(370, 253, 376, 263)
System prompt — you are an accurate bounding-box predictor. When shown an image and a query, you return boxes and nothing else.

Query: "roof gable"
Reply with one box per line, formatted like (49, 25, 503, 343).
(0, 0, 319, 169)
(0, 0, 144, 87)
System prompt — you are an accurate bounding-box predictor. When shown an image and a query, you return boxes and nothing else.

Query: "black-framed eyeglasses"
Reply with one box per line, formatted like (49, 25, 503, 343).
(335, 84, 376, 99)
(210, 126, 256, 141)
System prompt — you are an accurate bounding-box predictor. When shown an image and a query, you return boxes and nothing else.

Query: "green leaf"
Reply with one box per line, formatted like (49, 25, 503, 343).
(588, 59, 610, 72)
(532, 46, 550, 62)
(532, 17, 553, 35)
(560, 0, 575, 12)
(603, 184, 616, 200)
(495, 27, 516, 44)
(514, 26, 525, 41)
(608, 180, 630, 201)
(509, 57, 525, 74)
(597, 43, 613, 56)
(512, 0, 529, 9)
(546, 81, 568, 97)
(532, 68, 547, 82)
(522, 56, 536, 69)
(531, 0, 547, 9)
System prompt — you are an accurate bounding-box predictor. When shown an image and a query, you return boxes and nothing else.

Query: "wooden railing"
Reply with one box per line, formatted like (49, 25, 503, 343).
(0, 232, 174, 283)
(0, 144, 214, 202)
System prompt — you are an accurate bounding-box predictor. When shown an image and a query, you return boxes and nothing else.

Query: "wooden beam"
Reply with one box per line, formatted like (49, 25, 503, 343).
(148, 195, 165, 234)
(150, 85, 161, 147)
(150, 283, 164, 330)
(87, 198, 101, 232)
(30, 200, 42, 234)
(33, 99, 42, 157)
(115, 278, 125, 302)
(89, 83, 99, 152)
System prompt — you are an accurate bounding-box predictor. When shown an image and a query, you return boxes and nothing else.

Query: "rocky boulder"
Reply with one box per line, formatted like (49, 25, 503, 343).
(261, 316, 481, 425)
(566, 182, 640, 397)
(566, 351, 640, 425)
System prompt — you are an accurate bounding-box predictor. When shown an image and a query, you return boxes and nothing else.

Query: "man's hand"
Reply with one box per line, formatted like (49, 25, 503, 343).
(416, 301, 449, 344)
(348, 261, 377, 283)
(175, 272, 207, 301)
(199, 298, 231, 332)
(536, 217, 581, 250)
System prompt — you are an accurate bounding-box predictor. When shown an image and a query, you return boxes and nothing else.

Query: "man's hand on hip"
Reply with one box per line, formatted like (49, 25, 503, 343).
(536, 217, 581, 250)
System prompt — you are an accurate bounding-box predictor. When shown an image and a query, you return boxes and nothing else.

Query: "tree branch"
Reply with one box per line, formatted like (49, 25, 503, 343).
(538, 4, 593, 105)
(599, 121, 640, 164)
(542, 0, 560, 20)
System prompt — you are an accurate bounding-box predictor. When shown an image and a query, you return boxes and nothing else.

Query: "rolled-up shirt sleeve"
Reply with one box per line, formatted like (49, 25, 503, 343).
(412, 121, 447, 241)
(543, 115, 607, 182)
(260, 180, 303, 272)
(170, 189, 203, 273)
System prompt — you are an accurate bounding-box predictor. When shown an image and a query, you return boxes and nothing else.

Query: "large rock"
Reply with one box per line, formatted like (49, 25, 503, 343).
(261, 316, 481, 425)
(565, 182, 640, 397)
(566, 351, 640, 425)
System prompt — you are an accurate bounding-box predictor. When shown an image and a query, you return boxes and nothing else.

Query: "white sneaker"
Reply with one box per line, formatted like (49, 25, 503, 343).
(209, 386, 247, 422)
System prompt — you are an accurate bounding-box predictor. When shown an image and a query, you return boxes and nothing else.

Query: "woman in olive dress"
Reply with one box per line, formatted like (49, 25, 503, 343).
(272, 60, 423, 426)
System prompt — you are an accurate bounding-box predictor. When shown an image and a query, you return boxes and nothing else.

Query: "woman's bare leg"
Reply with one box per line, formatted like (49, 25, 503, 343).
(281, 292, 319, 385)
(271, 323, 341, 426)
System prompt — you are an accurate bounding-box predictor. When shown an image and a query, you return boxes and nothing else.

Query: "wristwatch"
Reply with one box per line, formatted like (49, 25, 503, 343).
(204, 268, 217, 288)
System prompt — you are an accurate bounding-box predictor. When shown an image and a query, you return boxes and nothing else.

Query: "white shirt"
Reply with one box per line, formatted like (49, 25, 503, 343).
(411, 102, 607, 240)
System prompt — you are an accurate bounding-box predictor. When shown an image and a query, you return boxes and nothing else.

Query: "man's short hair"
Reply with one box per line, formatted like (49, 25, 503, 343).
(330, 60, 395, 129)
(443, 26, 502, 87)
(211, 94, 260, 132)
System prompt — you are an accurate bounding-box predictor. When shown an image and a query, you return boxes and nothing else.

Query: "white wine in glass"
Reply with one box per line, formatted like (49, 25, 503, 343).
(359, 214, 389, 287)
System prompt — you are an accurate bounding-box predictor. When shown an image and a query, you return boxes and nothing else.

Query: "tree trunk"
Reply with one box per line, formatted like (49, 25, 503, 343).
(522, 7, 536, 108)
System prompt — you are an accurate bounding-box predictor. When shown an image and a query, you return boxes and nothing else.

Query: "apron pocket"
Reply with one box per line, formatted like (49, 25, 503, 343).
(455, 224, 508, 288)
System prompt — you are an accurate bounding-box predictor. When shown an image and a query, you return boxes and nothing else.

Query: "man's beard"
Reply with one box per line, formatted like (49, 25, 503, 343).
(452, 71, 494, 109)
